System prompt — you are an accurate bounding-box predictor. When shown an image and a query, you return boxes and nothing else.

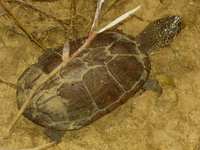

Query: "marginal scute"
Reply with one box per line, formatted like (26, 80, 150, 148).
(18, 66, 43, 89)
(91, 110, 108, 123)
(109, 39, 138, 54)
(32, 114, 53, 127)
(120, 79, 145, 103)
(49, 121, 76, 130)
(73, 119, 91, 130)
(90, 31, 120, 48)
(39, 50, 62, 74)
(106, 101, 123, 113)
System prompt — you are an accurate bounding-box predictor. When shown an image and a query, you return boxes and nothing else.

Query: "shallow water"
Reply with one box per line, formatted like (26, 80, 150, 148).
(0, 0, 200, 149)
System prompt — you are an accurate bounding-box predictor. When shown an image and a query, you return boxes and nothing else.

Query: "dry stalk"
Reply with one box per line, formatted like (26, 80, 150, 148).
(8, 0, 70, 29)
(0, 76, 23, 91)
(0, 0, 47, 50)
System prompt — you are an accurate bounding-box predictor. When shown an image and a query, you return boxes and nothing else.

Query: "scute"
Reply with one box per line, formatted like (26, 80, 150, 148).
(17, 30, 150, 130)
(109, 39, 138, 54)
(57, 81, 98, 121)
(108, 55, 144, 91)
(83, 66, 125, 109)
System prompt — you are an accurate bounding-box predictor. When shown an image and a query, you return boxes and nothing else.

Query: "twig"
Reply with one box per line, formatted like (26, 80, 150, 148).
(0, 0, 47, 51)
(98, 5, 141, 33)
(9, 0, 69, 29)
(89, 0, 104, 36)
(0, 75, 23, 91)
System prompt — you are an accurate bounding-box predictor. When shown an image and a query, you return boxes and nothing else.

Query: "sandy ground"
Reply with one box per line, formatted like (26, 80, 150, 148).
(0, 0, 200, 149)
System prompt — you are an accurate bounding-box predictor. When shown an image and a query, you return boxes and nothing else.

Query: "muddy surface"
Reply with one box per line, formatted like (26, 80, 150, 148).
(0, 0, 200, 149)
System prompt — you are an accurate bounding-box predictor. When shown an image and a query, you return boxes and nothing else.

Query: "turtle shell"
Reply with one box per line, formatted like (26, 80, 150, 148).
(17, 30, 150, 130)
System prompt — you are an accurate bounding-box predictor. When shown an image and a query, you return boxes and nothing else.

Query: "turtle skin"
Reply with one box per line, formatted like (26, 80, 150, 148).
(17, 16, 183, 142)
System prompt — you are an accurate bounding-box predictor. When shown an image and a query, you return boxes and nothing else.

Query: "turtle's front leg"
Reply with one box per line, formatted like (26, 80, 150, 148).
(142, 79, 162, 95)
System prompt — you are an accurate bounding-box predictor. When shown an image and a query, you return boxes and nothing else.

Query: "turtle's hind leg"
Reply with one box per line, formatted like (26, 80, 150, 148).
(44, 127, 66, 144)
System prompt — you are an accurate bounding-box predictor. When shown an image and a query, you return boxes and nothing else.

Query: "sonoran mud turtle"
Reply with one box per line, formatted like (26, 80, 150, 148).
(17, 16, 183, 142)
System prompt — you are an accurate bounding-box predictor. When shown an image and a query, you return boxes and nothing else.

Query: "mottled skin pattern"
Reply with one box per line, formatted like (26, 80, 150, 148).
(17, 16, 183, 142)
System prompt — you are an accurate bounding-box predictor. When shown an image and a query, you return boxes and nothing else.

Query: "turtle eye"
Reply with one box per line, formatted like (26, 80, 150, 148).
(177, 20, 185, 32)
(160, 28, 170, 37)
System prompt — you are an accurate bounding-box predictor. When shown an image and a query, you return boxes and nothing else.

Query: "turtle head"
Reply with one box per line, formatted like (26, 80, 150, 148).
(136, 15, 183, 55)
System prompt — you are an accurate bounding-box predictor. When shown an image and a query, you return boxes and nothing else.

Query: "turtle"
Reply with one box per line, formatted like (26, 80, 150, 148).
(17, 15, 183, 143)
